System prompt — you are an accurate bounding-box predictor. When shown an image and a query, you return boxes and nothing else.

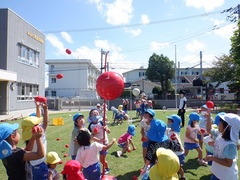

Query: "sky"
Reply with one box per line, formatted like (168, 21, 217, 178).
(0, 0, 239, 87)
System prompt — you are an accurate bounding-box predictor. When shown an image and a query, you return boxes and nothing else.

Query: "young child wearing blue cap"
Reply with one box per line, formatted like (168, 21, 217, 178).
(0, 123, 45, 180)
(69, 113, 91, 160)
(117, 125, 136, 157)
(166, 114, 185, 179)
(184, 112, 208, 166)
(141, 109, 183, 177)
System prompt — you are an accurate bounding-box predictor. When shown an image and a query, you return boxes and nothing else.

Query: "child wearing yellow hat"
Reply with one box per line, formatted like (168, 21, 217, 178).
(149, 148, 180, 180)
(46, 151, 61, 180)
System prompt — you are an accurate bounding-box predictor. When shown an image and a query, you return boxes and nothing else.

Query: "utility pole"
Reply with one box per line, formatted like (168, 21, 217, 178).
(200, 51, 203, 99)
(175, 45, 177, 109)
(100, 49, 109, 73)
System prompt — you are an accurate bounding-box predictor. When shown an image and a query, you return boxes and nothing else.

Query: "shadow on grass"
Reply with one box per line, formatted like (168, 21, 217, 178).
(199, 174, 212, 180)
(115, 169, 140, 180)
(183, 158, 201, 176)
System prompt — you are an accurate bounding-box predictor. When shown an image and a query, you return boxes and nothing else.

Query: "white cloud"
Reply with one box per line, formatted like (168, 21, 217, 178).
(123, 28, 142, 37)
(184, 0, 225, 11)
(141, 14, 150, 24)
(88, 0, 134, 25)
(150, 41, 170, 51)
(213, 24, 236, 39)
(185, 40, 205, 53)
(61, 32, 73, 43)
(105, 0, 134, 25)
(46, 34, 65, 56)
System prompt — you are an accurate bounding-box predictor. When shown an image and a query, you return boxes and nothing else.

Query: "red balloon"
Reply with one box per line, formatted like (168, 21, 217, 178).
(56, 74, 63, 79)
(206, 101, 214, 108)
(65, 48, 71, 55)
(34, 96, 47, 103)
(96, 71, 124, 100)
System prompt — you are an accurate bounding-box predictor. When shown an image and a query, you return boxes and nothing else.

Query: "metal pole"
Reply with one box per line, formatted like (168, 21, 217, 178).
(200, 51, 203, 99)
(175, 45, 177, 109)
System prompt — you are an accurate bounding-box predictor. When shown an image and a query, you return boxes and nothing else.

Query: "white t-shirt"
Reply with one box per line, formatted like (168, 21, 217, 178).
(75, 142, 103, 168)
(139, 119, 150, 137)
(199, 115, 214, 129)
(211, 135, 238, 180)
(179, 97, 187, 109)
(166, 129, 184, 156)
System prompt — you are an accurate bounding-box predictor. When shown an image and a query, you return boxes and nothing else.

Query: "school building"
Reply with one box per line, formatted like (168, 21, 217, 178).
(0, 8, 45, 114)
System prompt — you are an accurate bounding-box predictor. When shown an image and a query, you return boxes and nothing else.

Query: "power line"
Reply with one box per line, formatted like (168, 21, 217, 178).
(42, 10, 225, 34)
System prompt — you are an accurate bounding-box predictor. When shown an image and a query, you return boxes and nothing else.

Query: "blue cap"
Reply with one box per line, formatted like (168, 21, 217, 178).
(29, 112, 36, 116)
(214, 112, 226, 125)
(128, 125, 135, 136)
(145, 109, 155, 117)
(73, 113, 84, 122)
(188, 112, 201, 125)
(167, 114, 181, 132)
(0, 123, 19, 159)
(147, 119, 168, 142)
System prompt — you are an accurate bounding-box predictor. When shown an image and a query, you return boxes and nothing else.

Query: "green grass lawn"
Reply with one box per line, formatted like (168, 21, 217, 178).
(0, 110, 239, 180)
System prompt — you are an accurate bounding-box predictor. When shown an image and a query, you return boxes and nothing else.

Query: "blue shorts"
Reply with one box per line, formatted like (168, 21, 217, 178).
(32, 161, 48, 180)
(142, 141, 149, 148)
(83, 162, 101, 180)
(178, 154, 185, 165)
(184, 142, 200, 150)
(197, 134, 208, 140)
(100, 150, 108, 155)
(118, 143, 126, 148)
(136, 108, 141, 113)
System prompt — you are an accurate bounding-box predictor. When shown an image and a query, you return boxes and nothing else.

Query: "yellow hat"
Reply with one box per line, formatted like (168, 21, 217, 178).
(149, 148, 180, 180)
(21, 116, 43, 141)
(118, 105, 123, 110)
(46, 151, 61, 164)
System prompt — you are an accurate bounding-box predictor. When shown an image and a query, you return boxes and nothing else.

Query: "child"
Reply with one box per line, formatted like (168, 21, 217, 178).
(122, 99, 129, 114)
(88, 112, 111, 175)
(75, 130, 116, 180)
(147, 100, 153, 109)
(61, 160, 85, 180)
(117, 125, 136, 157)
(149, 148, 180, 180)
(206, 113, 240, 179)
(166, 114, 185, 179)
(21, 102, 49, 179)
(88, 108, 103, 123)
(0, 123, 45, 180)
(141, 109, 182, 176)
(69, 113, 90, 160)
(46, 151, 61, 180)
(139, 116, 150, 165)
(134, 99, 141, 117)
(183, 112, 208, 166)
(198, 105, 213, 151)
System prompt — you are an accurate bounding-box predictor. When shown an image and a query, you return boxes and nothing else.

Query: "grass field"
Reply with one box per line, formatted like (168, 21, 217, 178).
(0, 109, 239, 180)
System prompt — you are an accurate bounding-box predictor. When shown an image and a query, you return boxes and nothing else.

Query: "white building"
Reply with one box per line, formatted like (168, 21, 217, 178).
(45, 59, 101, 99)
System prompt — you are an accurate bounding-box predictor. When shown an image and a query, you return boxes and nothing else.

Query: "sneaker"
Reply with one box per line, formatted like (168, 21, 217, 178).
(117, 151, 122, 157)
(199, 160, 208, 166)
(104, 168, 110, 175)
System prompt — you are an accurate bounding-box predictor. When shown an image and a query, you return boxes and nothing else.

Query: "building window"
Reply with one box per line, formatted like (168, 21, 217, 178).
(51, 78, 56, 83)
(51, 91, 56, 96)
(139, 72, 145, 77)
(17, 43, 39, 67)
(17, 83, 39, 100)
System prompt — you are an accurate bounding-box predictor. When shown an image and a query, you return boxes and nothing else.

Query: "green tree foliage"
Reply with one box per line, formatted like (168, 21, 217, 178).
(230, 20, 240, 77)
(146, 53, 175, 99)
(204, 54, 236, 84)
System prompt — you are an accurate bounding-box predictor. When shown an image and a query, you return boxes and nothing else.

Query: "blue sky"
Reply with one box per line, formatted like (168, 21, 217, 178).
(0, 0, 239, 85)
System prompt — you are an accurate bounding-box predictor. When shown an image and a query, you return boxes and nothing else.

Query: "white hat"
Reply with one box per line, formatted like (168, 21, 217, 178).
(219, 113, 240, 144)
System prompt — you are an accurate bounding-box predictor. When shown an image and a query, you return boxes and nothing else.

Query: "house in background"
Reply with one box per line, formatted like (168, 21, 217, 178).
(0, 8, 45, 114)
(45, 59, 101, 99)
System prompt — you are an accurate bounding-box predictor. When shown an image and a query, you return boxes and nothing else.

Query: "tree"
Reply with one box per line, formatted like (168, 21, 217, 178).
(204, 54, 236, 84)
(230, 20, 240, 77)
(146, 53, 175, 99)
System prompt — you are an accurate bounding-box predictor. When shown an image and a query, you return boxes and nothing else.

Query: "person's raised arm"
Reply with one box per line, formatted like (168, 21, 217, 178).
(41, 103, 48, 132)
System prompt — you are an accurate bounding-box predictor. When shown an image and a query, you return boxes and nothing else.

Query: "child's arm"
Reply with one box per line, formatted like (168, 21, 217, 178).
(206, 109, 212, 134)
(185, 128, 198, 143)
(25, 136, 35, 151)
(23, 127, 45, 161)
(35, 101, 41, 117)
(41, 103, 48, 132)
(102, 139, 116, 150)
(207, 156, 233, 167)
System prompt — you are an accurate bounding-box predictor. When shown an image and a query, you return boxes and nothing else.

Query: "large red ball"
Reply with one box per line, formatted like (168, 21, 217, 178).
(56, 74, 63, 79)
(206, 101, 214, 108)
(96, 71, 124, 100)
